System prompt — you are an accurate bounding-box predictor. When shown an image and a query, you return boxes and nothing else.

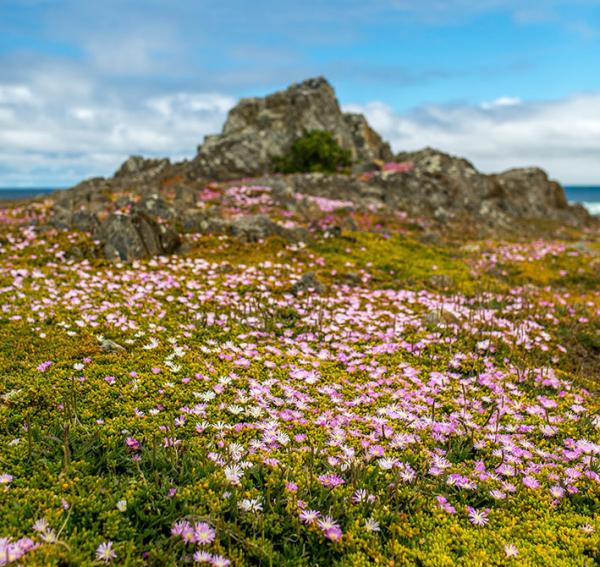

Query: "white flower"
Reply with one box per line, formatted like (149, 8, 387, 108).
(238, 498, 263, 513)
(580, 524, 594, 534)
(96, 541, 117, 562)
(377, 457, 399, 470)
(224, 464, 244, 485)
(165, 361, 181, 373)
(228, 443, 245, 461)
(116, 500, 127, 512)
(32, 519, 49, 533)
(504, 544, 518, 558)
(364, 518, 380, 532)
(143, 338, 159, 350)
(40, 528, 58, 543)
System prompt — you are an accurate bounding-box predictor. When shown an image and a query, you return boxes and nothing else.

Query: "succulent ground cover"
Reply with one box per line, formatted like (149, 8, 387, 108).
(0, 192, 599, 566)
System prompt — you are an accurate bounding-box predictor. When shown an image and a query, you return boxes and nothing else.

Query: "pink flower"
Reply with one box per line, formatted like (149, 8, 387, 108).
(382, 161, 414, 173)
(125, 437, 140, 451)
(522, 476, 540, 489)
(193, 522, 215, 545)
(37, 360, 52, 372)
(323, 526, 343, 541)
(299, 509, 320, 524)
(318, 474, 345, 488)
(436, 495, 456, 514)
(318, 516, 343, 541)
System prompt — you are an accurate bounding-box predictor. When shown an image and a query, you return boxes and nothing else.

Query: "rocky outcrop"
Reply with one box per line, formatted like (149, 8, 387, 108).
(391, 148, 589, 225)
(43, 78, 595, 260)
(96, 212, 181, 261)
(249, 148, 590, 229)
(191, 77, 393, 180)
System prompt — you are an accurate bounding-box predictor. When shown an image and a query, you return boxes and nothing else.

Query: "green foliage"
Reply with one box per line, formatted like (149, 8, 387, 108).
(0, 202, 599, 565)
(272, 130, 352, 174)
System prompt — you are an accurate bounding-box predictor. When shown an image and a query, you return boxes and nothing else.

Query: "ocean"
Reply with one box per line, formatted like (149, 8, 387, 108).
(564, 186, 600, 216)
(0, 188, 58, 201)
(0, 186, 599, 215)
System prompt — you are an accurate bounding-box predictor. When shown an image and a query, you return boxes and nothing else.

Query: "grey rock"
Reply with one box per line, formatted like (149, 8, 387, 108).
(45, 78, 596, 234)
(133, 195, 175, 221)
(424, 309, 459, 326)
(229, 215, 289, 242)
(48, 205, 72, 229)
(100, 338, 125, 353)
(191, 77, 392, 180)
(97, 212, 181, 261)
(115, 196, 132, 209)
(388, 148, 590, 227)
(71, 210, 100, 233)
(181, 211, 208, 233)
(114, 155, 170, 179)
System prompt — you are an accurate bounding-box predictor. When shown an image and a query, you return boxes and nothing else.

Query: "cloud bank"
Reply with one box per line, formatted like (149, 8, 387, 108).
(345, 91, 600, 184)
(0, 77, 235, 187)
(1, 76, 599, 186)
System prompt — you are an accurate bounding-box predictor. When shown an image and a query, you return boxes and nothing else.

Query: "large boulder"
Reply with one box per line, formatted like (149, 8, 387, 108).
(192, 77, 393, 180)
(97, 212, 181, 261)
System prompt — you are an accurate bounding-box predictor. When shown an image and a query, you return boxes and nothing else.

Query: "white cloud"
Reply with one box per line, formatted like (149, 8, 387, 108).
(0, 76, 235, 187)
(344, 91, 600, 184)
(481, 96, 522, 109)
(0, 85, 35, 105)
(1, 68, 600, 187)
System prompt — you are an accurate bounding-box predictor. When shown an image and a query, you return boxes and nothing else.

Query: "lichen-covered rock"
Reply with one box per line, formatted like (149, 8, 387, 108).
(192, 77, 392, 180)
(388, 148, 591, 226)
(114, 155, 171, 180)
(132, 195, 175, 221)
(97, 212, 181, 261)
(45, 78, 594, 238)
(70, 210, 100, 233)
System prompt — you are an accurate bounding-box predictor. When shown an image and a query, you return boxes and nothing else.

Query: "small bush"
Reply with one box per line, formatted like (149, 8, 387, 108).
(273, 130, 352, 174)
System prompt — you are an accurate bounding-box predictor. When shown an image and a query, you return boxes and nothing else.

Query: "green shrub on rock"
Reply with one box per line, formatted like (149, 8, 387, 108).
(273, 130, 352, 173)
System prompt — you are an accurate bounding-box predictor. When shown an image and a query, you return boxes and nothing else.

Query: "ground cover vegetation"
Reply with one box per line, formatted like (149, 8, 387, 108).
(0, 186, 598, 566)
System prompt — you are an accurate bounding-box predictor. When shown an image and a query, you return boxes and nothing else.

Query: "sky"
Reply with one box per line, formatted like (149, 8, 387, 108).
(1, 0, 600, 187)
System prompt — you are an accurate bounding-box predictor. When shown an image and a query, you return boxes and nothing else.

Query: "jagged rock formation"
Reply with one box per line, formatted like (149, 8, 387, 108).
(191, 77, 393, 179)
(114, 156, 171, 181)
(393, 147, 587, 224)
(250, 147, 589, 227)
(43, 77, 595, 260)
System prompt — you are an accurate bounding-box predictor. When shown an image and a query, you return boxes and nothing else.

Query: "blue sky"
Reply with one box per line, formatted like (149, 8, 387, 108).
(1, 0, 600, 186)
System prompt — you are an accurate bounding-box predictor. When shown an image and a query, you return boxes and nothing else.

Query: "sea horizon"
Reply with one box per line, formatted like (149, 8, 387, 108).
(2, 184, 600, 215)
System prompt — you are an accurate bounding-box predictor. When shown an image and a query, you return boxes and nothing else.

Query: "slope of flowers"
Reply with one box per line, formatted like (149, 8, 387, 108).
(0, 201, 598, 566)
